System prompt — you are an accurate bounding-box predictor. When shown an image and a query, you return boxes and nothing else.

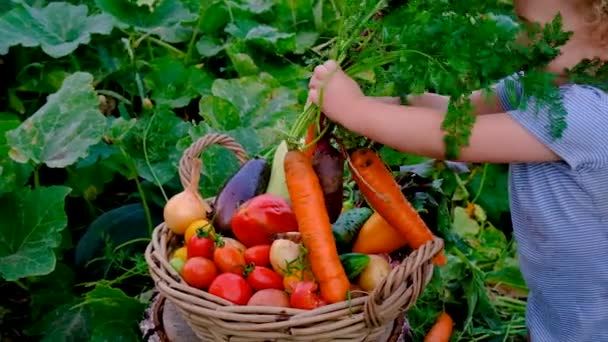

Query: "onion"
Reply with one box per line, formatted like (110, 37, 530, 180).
(163, 159, 211, 235)
(269, 239, 302, 277)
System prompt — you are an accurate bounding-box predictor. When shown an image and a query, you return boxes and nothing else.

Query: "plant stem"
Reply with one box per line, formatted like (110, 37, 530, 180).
(147, 37, 185, 56)
(33, 165, 40, 188)
(472, 163, 488, 203)
(134, 175, 154, 236)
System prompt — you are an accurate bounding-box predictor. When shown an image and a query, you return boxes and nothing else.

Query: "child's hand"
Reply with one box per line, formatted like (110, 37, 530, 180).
(307, 60, 365, 124)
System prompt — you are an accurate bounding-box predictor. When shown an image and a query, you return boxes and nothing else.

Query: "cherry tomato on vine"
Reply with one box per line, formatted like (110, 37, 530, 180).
(187, 230, 215, 259)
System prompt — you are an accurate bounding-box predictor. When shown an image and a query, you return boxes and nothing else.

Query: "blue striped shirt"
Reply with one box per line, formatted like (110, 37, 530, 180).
(496, 75, 608, 342)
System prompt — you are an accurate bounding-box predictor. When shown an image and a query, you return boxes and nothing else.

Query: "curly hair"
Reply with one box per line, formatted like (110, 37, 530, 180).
(586, 0, 608, 44)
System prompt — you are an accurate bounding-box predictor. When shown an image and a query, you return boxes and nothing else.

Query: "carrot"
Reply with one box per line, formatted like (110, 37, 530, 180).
(424, 311, 453, 342)
(348, 148, 447, 266)
(303, 123, 316, 158)
(352, 212, 408, 254)
(283, 150, 350, 303)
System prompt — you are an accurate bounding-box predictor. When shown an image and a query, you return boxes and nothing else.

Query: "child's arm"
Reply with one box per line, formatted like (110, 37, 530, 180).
(309, 61, 559, 164)
(372, 89, 503, 115)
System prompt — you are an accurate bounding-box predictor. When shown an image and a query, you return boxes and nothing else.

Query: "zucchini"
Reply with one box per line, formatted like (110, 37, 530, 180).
(265, 140, 290, 202)
(332, 207, 373, 252)
(339, 253, 371, 281)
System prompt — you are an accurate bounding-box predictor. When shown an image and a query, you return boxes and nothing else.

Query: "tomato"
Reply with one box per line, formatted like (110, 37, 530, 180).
(187, 230, 215, 259)
(208, 273, 252, 305)
(245, 266, 283, 291)
(230, 194, 299, 247)
(213, 241, 246, 274)
(222, 237, 246, 254)
(172, 246, 188, 262)
(244, 245, 271, 267)
(289, 281, 326, 310)
(184, 219, 213, 245)
(283, 268, 315, 293)
(181, 257, 218, 289)
(247, 289, 290, 307)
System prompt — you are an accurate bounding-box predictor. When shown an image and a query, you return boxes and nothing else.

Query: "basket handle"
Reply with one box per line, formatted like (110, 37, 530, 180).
(178, 133, 249, 190)
(363, 237, 445, 329)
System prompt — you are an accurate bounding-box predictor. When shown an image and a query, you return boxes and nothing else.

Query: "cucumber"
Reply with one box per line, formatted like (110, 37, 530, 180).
(339, 253, 371, 281)
(332, 207, 373, 252)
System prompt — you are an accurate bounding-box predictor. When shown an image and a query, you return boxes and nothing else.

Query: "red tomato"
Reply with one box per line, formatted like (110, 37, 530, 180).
(213, 242, 246, 274)
(187, 232, 215, 259)
(290, 281, 327, 310)
(230, 194, 299, 247)
(245, 266, 283, 291)
(208, 273, 252, 305)
(181, 257, 218, 289)
(244, 245, 271, 267)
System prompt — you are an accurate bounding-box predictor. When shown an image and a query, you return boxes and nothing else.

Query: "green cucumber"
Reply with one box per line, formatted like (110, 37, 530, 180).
(339, 253, 371, 281)
(332, 207, 373, 252)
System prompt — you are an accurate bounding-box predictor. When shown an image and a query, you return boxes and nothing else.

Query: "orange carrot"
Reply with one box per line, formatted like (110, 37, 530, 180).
(303, 123, 316, 158)
(352, 212, 408, 254)
(424, 312, 454, 342)
(348, 148, 447, 266)
(283, 150, 350, 303)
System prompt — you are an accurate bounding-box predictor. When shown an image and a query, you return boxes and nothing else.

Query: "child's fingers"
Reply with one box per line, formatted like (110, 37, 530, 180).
(323, 60, 338, 71)
(308, 89, 318, 105)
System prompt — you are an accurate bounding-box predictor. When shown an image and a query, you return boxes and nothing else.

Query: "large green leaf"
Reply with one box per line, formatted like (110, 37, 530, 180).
(210, 72, 300, 147)
(118, 108, 189, 185)
(0, 185, 72, 281)
(144, 57, 213, 108)
(0, 2, 114, 58)
(95, 0, 195, 29)
(27, 284, 145, 342)
(6, 72, 107, 168)
(225, 20, 297, 54)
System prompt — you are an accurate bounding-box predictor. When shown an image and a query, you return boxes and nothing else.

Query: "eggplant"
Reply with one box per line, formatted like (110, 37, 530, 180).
(213, 157, 270, 232)
(311, 138, 345, 223)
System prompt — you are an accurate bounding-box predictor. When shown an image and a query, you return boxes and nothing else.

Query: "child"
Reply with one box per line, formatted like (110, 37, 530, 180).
(307, 1, 608, 341)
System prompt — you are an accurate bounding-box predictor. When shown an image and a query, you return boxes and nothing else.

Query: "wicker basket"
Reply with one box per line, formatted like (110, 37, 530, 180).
(145, 133, 445, 342)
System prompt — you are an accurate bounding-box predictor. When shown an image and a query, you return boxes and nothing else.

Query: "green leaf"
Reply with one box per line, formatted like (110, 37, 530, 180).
(226, 46, 259, 77)
(196, 36, 225, 57)
(0, 186, 72, 281)
(210, 73, 299, 147)
(95, 0, 195, 29)
(452, 206, 480, 236)
(120, 108, 189, 185)
(27, 284, 145, 342)
(228, 0, 274, 14)
(144, 57, 213, 108)
(198, 95, 241, 131)
(225, 21, 297, 54)
(0, 2, 114, 58)
(0, 117, 32, 195)
(6, 72, 106, 168)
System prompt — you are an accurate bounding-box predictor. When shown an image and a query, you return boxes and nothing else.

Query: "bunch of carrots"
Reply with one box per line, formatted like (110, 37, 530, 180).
(283, 108, 447, 298)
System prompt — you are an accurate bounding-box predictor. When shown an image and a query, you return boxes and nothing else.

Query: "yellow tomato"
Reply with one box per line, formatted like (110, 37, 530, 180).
(184, 219, 213, 243)
(172, 246, 188, 262)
